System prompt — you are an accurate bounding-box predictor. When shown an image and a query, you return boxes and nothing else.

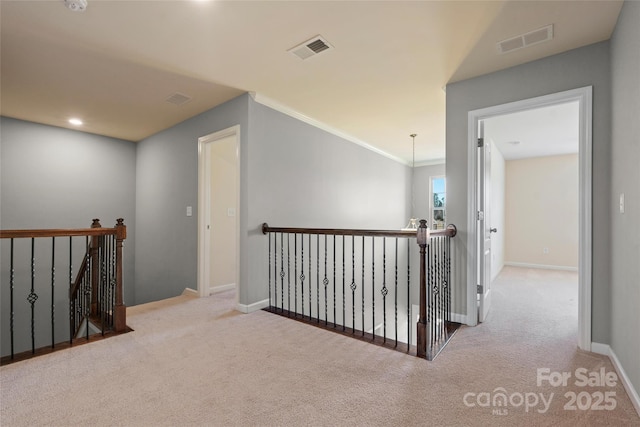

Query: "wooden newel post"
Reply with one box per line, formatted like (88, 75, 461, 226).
(416, 219, 430, 359)
(90, 219, 101, 317)
(114, 218, 127, 332)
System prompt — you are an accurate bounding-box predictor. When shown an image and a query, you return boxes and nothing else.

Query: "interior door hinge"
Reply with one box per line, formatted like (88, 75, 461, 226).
(477, 284, 484, 294)
(477, 211, 484, 221)
(477, 138, 484, 147)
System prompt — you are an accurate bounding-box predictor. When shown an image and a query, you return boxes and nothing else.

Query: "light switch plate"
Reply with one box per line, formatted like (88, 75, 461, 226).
(186, 206, 193, 217)
(619, 193, 625, 214)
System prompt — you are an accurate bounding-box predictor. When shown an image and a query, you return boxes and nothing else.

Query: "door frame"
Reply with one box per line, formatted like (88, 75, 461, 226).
(466, 86, 592, 351)
(197, 125, 241, 300)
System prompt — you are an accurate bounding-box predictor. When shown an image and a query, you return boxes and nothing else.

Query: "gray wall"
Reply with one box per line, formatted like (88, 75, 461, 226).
(134, 95, 249, 304)
(446, 42, 611, 338)
(134, 94, 410, 306)
(610, 0, 640, 397)
(244, 98, 410, 305)
(0, 117, 136, 354)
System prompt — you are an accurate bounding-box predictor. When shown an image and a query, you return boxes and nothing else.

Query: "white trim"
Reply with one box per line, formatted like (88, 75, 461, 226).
(450, 313, 467, 324)
(415, 158, 446, 167)
(209, 283, 236, 295)
(250, 92, 407, 166)
(466, 87, 592, 350)
(591, 342, 640, 417)
(504, 262, 578, 272)
(182, 288, 199, 297)
(236, 299, 270, 314)
(197, 125, 241, 312)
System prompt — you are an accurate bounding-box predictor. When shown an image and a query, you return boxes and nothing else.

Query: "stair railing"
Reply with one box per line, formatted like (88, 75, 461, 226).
(0, 219, 127, 363)
(261, 219, 458, 360)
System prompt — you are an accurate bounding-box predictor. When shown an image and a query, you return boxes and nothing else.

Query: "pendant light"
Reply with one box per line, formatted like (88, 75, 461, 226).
(403, 134, 418, 230)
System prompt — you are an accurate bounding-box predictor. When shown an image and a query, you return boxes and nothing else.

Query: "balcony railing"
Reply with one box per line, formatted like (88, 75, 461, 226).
(262, 220, 459, 360)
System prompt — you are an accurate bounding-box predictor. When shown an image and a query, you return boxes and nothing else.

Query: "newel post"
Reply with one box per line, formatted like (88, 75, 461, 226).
(416, 219, 430, 359)
(114, 218, 127, 332)
(90, 219, 101, 317)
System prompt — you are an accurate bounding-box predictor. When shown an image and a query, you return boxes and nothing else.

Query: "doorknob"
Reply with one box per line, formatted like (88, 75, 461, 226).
(490, 228, 497, 233)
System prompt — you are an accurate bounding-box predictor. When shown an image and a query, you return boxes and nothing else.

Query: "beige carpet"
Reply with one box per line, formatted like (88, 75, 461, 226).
(1, 267, 638, 426)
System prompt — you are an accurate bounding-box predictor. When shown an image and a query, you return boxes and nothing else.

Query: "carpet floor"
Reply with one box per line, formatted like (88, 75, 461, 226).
(1, 266, 638, 426)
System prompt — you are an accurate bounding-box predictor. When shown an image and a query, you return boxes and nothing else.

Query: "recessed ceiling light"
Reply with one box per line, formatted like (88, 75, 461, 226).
(69, 118, 83, 126)
(508, 140, 521, 145)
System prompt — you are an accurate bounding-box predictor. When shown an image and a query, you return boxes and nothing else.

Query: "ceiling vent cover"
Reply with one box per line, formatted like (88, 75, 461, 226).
(497, 24, 554, 54)
(288, 36, 333, 60)
(165, 92, 192, 106)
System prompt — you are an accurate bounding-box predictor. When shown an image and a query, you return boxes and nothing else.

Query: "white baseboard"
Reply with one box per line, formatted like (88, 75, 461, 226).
(209, 283, 236, 295)
(504, 262, 578, 272)
(236, 298, 269, 314)
(182, 288, 199, 297)
(451, 312, 468, 325)
(591, 342, 640, 417)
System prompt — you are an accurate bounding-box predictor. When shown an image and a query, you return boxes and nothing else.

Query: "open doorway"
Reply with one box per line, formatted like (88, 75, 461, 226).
(197, 126, 241, 302)
(481, 101, 580, 343)
(467, 86, 592, 351)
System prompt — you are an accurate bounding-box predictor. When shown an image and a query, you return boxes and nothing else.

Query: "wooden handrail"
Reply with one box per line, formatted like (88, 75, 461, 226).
(261, 222, 457, 238)
(0, 228, 118, 239)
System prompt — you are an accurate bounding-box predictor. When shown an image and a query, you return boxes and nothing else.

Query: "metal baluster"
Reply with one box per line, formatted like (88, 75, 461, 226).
(287, 233, 291, 316)
(9, 238, 15, 359)
(300, 234, 305, 317)
(407, 239, 411, 349)
(268, 233, 271, 308)
(85, 236, 90, 341)
(394, 238, 398, 348)
(69, 236, 73, 345)
(381, 238, 387, 343)
(294, 234, 297, 316)
(333, 235, 336, 327)
(371, 237, 375, 340)
(342, 236, 345, 331)
(29, 238, 37, 354)
(308, 234, 312, 318)
(361, 236, 365, 337)
(280, 233, 284, 312)
(446, 236, 451, 334)
(316, 235, 320, 323)
(51, 237, 56, 348)
(350, 235, 356, 333)
(323, 235, 328, 326)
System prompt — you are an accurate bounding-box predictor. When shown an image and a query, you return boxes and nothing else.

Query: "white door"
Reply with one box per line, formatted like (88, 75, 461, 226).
(478, 120, 492, 322)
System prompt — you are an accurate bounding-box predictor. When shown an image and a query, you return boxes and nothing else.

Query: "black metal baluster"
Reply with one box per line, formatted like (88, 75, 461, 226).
(85, 236, 90, 341)
(407, 239, 411, 349)
(394, 238, 398, 348)
(371, 237, 375, 340)
(381, 238, 387, 343)
(294, 234, 297, 316)
(316, 235, 320, 323)
(308, 234, 312, 318)
(342, 236, 345, 331)
(9, 239, 15, 359)
(51, 237, 56, 348)
(268, 233, 271, 308)
(69, 236, 73, 345)
(333, 235, 336, 327)
(361, 236, 365, 337)
(446, 236, 451, 333)
(280, 233, 284, 312)
(287, 233, 291, 316)
(350, 235, 356, 332)
(323, 235, 328, 326)
(300, 234, 305, 317)
(29, 238, 37, 354)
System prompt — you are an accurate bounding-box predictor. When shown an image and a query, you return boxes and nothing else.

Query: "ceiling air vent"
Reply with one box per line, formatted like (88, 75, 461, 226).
(288, 35, 333, 60)
(497, 24, 554, 54)
(165, 92, 192, 106)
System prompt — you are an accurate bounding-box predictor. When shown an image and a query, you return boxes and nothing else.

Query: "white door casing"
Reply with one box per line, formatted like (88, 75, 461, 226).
(466, 86, 592, 351)
(478, 120, 492, 322)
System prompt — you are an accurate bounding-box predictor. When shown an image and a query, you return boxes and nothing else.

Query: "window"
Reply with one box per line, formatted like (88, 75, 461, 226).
(430, 176, 446, 230)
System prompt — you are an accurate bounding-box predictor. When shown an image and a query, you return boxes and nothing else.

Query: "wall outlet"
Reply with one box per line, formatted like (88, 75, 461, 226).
(543, 247, 549, 254)
(227, 208, 236, 217)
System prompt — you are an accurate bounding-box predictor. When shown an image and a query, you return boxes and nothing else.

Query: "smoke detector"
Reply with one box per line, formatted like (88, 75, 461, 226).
(288, 36, 333, 60)
(64, 0, 87, 12)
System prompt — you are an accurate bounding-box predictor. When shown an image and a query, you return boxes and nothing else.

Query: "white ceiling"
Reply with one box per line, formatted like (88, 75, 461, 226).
(484, 101, 579, 161)
(0, 1, 623, 163)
